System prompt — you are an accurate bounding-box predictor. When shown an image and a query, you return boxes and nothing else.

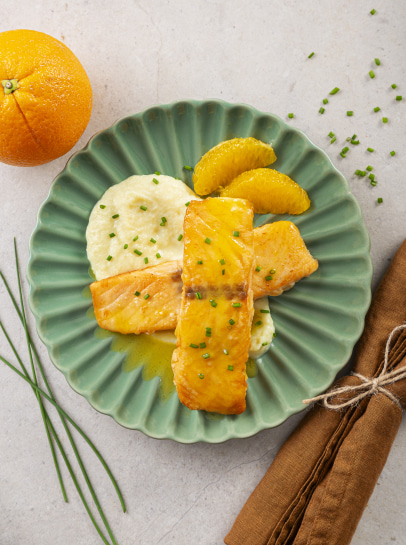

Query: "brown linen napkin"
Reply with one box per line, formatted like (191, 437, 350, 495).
(225, 239, 406, 545)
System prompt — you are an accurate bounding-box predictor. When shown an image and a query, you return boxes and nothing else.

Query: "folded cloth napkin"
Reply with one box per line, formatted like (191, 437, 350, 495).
(225, 239, 406, 545)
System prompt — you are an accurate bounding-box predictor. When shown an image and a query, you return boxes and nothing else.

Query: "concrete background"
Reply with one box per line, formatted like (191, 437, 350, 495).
(0, 1, 405, 544)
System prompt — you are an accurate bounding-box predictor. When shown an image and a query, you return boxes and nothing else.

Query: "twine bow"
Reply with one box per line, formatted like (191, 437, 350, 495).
(303, 324, 406, 410)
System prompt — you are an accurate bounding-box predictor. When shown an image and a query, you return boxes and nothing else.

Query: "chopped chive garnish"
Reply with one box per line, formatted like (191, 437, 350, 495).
(190, 343, 199, 348)
(377, 197, 383, 203)
(265, 275, 273, 281)
(134, 249, 142, 256)
(288, 113, 294, 119)
(124, 244, 128, 249)
(382, 117, 388, 123)
(202, 353, 210, 359)
(144, 257, 148, 264)
(134, 291, 140, 296)
(227, 365, 234, 371)
(210, 299, 217, 308)
(183, 165, 193, 171)
(152, 178, 159, 184)
(100, 204, 106, 209)
(330, 137, 337, 144)
(329, 87, 340, 95)
(140, 205, 147, 211)
(107, 255, 112, 261)
(229, 319, 235, 326)
(366, 166, 373, 171)
(154, 171, 161, 175)
(150, 238, 156, 243)
(323, 98, 328, 105)
(177, 234, 183, 241)
(161, 217, 167, 223)
(197, 260, 203, 265)
(222, 269, 225, 275)
(144, 294, 150, 300)
(375, 58, 381, 66)
(255, 265, 261, 272)
(196, 292, 202, 299)
(396, 95, 403, 101)
(369, 70, 375, 79)
(185, 201, 190, 206)
(390, 151, 396, 156)
(223, 349, 229, 355)
(374, 106, 380, 112)
(232, 302, 241, 308)
(391, 83, 397, 89)
(156, 253, 161, 258)
(109, 232, 115, 238)
(346, 111, 353, 116)
(219, 258, 226, 265)
(328, 131, 335, 138)
(255, 321, 262, 326)
(370, 8, 376, 14)
(112, 214, 119, 219)
(367, 147, 374, 152)
(319, 107, 325, 114)
(233, 231, 240, 237)
(199, 342, 206, 349)
(308, 52, 314, 58)
(206, 329, 212, 337)
(133, 236, 138, 241)
(198, 373, 204, 379)
(269, 269, 276, 274)
(273, 332, 277, 337)
(262, 342, 268, 346)
(260, 309, 270, 313)
(204, 238, 211, 244)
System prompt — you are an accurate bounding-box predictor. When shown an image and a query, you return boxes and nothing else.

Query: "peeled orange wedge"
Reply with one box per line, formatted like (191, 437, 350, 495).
(220, 168, 311, 215)
(193, 137, 276, 196)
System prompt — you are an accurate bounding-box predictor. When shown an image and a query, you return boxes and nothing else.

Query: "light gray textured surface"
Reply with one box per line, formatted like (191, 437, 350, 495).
(0, 1, 405, 544)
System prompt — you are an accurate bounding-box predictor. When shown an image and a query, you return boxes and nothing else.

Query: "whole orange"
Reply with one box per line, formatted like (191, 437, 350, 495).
(0, 29, 93, 166)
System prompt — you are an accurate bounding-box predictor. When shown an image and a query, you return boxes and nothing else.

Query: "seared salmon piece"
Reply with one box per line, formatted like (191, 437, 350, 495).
(90, 221, 318, 335)
(171, 198, 255, 415)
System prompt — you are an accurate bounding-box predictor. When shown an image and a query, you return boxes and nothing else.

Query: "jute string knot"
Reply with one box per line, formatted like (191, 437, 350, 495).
(303, 324, 406, 410)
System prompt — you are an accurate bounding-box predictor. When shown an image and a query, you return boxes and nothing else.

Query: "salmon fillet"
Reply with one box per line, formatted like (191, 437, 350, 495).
(90, 221, 318, 335)
(171, 197, 254, 414)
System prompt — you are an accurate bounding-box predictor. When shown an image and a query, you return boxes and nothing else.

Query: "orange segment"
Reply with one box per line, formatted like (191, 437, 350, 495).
(220, 168, 311, 215)
(192, 137, 276, 196)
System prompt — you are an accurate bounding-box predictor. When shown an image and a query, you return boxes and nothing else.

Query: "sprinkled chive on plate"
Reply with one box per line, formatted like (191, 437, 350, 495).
(27, 99, 373, 443)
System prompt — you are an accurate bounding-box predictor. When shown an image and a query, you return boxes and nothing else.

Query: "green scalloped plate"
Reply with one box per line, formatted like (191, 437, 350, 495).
(27, 99, 372, 443)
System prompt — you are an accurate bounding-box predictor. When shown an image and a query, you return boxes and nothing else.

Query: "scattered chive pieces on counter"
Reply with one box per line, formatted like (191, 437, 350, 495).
(190, 343, 199, 348)
(185, 201, 190, 206)
(265, 275, 273, 281)
(107, 255, 112, 261)
(144, 294, 150, 299)
(260, 309, 270, 313)
(150, 238, 156, 243)
(355, 169, 361, 176)
(134, 249, 142, 255)
(140, 205, 147, 211)
(197, 260, 203, 264)
(366, 166, 373, 171)
(390, 151, 396, 156)
(375, 58, 381, 66)
(377, 197, 383, 203)
(319, 107, 325, 114)
(396, 96, 403, 101)
(255, 265, 261, 272)
(369, 173, 375, 181)
(232, 302, 241, 308)
(156, 253, 161, 258)
(144, 257, 148, 264)
(219, 258, 226, 265)
(367, 147, 374, 152)
(124, 244, 128, 249)
(109, 232, 115, 238)
(200, 342, 206, 348)
(198, 373, 205, 378)
(229, 319, 235, 325)
(347, 111, 353, 116)
(255, 321, 262, 326)
(308, 52, 315, 58)
(370, 180, 377, 186)
(391, 84, 397, 89)
(328, 131, 335, 138)
(382, 117, 388, 123)
(178, 234, 183, 241)
(100, 204, 106, 209)
(288, 113, 294, 118)
(342, 146, 350, 154)
(323, 98, 328, 105)
(154, 171, 161, 175)
(133, 236, 138, 241)
(360, 171, 367, 177)
(202, 353, 210, 359)
(196, 292, 202, 299)
(224, 349, 229, 355)
(227, 365, 234, 371)
(134, 291, 140, 296)
(330, 137, 337, 144)
(152, 178, 159, 184)
(183, 165, 193, 171)
(205, 237, 211, 244)
(369, 70, 375, 79)
(370, 8, 376, 14)
(112, 214, 119, 219)
(222, 269, 225, 275)
(329, 87, 340, 95)
(233, 231, 240, 237)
